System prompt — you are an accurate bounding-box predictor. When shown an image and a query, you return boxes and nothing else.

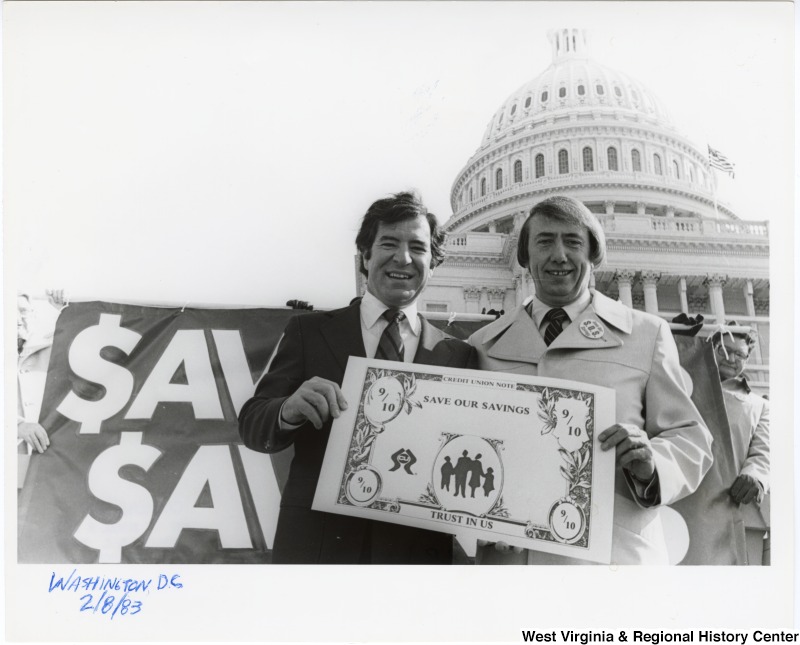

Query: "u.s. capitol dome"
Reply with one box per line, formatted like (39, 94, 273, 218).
(420, 28, 769, 387)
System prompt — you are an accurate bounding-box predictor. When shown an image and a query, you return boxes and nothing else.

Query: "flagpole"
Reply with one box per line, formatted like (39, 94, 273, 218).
(706, 144, 720, 219)
(711, 166, 720, 219)
(706, 144, 735, 218)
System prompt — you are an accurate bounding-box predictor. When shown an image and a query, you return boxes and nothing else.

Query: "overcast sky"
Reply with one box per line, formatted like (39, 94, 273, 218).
(6, 2, 793, 310)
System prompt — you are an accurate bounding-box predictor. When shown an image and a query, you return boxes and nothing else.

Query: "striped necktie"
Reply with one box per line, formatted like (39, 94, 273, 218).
(543, 307, 569, 346)
(376, 309, 405, 362)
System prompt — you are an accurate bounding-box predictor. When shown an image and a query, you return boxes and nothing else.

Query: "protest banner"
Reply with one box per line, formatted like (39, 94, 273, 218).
(18, 301, 300, 564)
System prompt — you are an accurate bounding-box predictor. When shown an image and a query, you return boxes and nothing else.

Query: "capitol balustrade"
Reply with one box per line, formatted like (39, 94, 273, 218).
(445, 213, 767, 256)
(598, 213, 769, 239)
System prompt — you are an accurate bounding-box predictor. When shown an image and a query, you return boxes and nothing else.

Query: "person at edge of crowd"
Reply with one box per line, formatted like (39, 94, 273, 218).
(468, 195, 713, 565)
(17, 289, 68, 454)
(711, 322, 770, 564)
(238, 191, 476, 564)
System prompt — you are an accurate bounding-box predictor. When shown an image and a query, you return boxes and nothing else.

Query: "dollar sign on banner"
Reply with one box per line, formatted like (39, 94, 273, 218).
(74, 432, 162, 563)
(57, 313, 142, 434)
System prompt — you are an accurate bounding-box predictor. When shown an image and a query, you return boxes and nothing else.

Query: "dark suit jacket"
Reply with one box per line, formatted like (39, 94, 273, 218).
(239, 302, 476, 564)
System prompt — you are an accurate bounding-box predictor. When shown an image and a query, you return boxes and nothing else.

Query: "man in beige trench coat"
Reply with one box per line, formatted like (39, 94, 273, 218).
(469, 196, 713, 565)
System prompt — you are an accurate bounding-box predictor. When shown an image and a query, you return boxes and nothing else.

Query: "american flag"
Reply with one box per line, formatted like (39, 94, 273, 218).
(707, 145, 735, 178)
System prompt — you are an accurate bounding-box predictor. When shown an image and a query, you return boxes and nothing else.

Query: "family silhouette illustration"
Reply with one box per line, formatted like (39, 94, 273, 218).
(440, 450, 495, 498)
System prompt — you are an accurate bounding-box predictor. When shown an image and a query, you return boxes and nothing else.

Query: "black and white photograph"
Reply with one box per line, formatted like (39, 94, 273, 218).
(5, 1, 794, 641)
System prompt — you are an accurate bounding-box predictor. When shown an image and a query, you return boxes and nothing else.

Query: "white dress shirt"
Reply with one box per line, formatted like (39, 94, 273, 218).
(359, 290, 421, 361)
(527, 291, 591, 335)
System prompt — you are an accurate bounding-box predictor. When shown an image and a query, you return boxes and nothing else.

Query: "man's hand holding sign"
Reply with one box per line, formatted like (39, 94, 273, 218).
(279, 377, 348, 430)
(600, 424, 656, 481)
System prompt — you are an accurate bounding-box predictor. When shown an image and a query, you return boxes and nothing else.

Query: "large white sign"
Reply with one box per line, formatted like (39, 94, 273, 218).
(313, 358, 616, 563)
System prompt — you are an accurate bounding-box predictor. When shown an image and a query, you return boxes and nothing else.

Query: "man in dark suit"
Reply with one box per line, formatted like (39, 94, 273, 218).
(239, 191, 475, 564)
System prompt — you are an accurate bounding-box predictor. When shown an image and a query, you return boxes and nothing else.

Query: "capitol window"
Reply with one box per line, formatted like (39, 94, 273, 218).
(559, 87, 566, 98)
(495, 168, 503, 190)
(582, 147, 594, 172)
(524, 96, 532, 108)
(469, 187, 473, 202)
(596, 84, 605, 95)
(481, 177, 486, 196)
(535, 153, 545, 178)
(607, 147, 618, 171)
(558, 149, 569, 174)
(672, 160, 680, 179)
(577, 84, 585, 96)
(689, 165, 695, 183)
(511, 104, 517, 115)
(631, 149, 642, 171)
(614, 86, 622, 97)
(514, 160, 522, 183)
(541, 90, 549, 103)
(654, 153, 663, 175)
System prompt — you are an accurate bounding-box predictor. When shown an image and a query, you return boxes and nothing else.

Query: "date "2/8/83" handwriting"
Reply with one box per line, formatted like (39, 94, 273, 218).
(49, 570, 183, 620)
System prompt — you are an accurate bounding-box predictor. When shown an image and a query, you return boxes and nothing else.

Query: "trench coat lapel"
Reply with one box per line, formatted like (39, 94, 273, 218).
(319, 303, 366, 373)
(486, 305, 547, 365)
(413, 316, 454, 366)
(590, 291, 633, 334)
(548, 309, 623, 351)
(548, 292, 631, 350)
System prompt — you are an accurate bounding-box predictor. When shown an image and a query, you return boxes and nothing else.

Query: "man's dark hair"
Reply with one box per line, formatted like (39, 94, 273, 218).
(710, 321, 757, 354)
(356, 191, 445, 276)
(517, 195, 606, 269)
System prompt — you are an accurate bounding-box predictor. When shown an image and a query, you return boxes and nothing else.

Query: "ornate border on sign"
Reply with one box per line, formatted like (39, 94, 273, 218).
(487, 495, 510, 518)
(419, 483, 440, 507)
(517, 383, 596, 548)
(370, 499, 401, 513)
(524, 521, 551, 541)
(363, 368, 426, 424)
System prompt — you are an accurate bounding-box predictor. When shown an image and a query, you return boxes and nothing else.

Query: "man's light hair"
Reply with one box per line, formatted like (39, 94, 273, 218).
(517, 195, 606, 269)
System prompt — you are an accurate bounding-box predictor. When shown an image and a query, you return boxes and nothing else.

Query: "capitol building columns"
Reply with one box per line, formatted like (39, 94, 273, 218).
(744, 280, 756, 318)
(641, 271, 661, 315)
(486, 288, 506, 312)
(704, 273, 728, 323)
(462, 286, 481, 314)
(513, 211, 527, 234)
(678, 277, 689, 314)
(613, 269, 635, 308)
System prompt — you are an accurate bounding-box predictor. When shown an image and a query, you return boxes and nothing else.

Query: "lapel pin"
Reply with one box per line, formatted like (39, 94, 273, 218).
(579, 319, 605, 340)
